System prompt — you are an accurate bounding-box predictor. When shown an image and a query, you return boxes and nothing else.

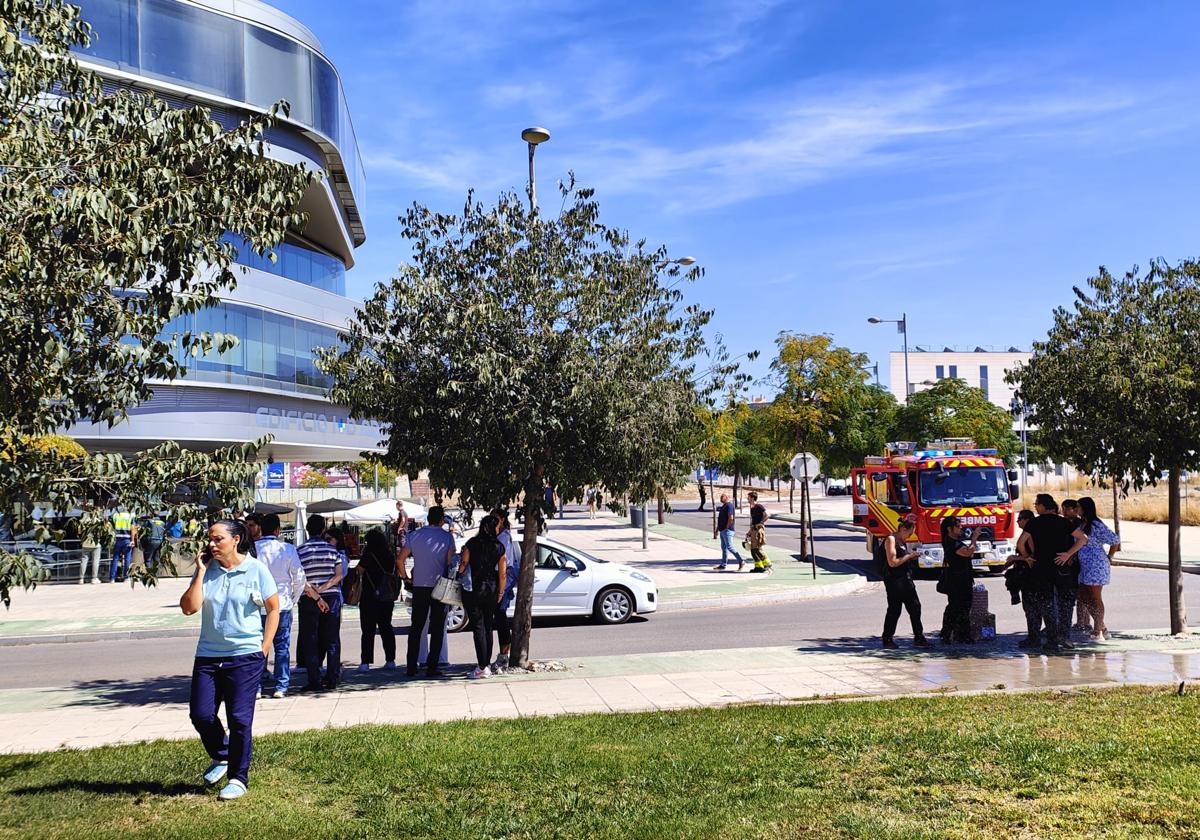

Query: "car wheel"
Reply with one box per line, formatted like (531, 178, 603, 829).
(594, 586, 633, 625)
(445, 603, 469, 633)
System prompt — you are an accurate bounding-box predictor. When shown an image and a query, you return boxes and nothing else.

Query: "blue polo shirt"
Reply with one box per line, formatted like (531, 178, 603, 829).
(195, 556, 278, 658)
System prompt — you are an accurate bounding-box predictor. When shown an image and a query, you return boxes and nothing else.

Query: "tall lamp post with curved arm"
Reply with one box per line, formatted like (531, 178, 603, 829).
(868, 313, 910, 404)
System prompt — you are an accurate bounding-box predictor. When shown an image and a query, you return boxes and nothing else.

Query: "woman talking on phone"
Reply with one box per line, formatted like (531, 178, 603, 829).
(180, 519, 280, 801)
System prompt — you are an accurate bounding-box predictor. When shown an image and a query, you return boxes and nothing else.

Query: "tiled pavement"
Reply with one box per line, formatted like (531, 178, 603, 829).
(4, 635, 1200, 754)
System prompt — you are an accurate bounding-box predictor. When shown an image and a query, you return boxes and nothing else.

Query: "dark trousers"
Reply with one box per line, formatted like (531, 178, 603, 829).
(882, 576, 924, 640)
(358, 591, 396, 665)
(1020, 586, 1042, 642)
(407, 586, 446, 674)
(143, 540, 163, 571)
(190, 652, 265, 786)
(495, 601, 511, 649)
(299, 596, 341, 688)
(1029, 586, 1060, 646)
(1055, 577, 1078, 638)
(467, 583, 499, 668)
(941, 579, 973, 642)
(109, 537, 132, 581)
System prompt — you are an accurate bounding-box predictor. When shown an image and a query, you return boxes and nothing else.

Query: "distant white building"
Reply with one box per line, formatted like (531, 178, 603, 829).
(889, 347, 1032, 410)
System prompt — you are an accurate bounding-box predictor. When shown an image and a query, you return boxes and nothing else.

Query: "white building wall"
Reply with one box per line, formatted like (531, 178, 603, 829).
(889, 350, 1032, 410)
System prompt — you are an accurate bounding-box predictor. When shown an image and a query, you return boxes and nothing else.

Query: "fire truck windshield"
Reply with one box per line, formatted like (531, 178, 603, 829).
(918, 467, 1011, 507)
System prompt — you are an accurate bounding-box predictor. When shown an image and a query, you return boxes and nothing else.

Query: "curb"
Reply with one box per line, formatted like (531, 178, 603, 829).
(0, 625, 200, 647)
(657, 572, 873, 612)
(1111, 558, 1200, 575)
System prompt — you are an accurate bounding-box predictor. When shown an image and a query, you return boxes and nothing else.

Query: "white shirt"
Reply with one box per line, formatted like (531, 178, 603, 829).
(254, 536, 306, 611)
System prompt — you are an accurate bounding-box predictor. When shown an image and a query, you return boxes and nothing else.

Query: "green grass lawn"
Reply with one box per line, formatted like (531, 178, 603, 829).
(2, 686, 1198, 839)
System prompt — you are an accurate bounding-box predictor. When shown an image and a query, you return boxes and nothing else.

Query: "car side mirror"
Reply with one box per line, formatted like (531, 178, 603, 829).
(1009, 483, 1020, 501)
(1007, 469, 1019, 482)
(895, 474, 908, 487)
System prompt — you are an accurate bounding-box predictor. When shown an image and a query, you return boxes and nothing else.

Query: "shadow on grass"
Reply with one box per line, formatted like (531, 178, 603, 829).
(9, 779, 196, 797)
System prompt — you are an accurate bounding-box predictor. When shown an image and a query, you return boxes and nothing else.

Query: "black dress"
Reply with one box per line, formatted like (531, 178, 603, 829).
(940, 537, 974, 643)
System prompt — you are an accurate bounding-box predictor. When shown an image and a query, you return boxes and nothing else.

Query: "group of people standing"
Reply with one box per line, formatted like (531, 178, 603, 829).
(878, 492, 1120, 652)
(179, 503, 528, 800)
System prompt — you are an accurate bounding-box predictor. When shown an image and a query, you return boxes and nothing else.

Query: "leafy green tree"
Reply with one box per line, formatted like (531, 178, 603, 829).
(716, 405, 777, 510)
(0, 0, 313, 603)
(892, 378, 1018, 458)
(765, 332, 886, 477)
(321, 182, 712, 667)
(1010, 260, 1200, 634)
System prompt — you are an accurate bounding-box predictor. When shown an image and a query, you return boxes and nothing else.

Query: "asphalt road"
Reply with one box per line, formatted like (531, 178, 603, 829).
(2, 504, 1197, 692)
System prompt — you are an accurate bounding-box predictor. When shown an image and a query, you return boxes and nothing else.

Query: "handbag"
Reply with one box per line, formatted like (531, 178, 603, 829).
(935, 570, 950, 595)
(432, 570, 463, 607)
(343, 566, 363, 607)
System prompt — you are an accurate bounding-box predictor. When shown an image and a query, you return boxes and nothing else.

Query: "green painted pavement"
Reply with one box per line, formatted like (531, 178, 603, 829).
(650, 521, 862, 598)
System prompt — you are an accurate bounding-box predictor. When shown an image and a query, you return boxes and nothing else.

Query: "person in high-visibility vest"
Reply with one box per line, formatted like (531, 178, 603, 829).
(109, 506, 137, 583)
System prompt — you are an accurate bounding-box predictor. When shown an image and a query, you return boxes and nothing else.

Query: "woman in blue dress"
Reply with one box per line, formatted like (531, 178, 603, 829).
(1077, 497, 1120, 640)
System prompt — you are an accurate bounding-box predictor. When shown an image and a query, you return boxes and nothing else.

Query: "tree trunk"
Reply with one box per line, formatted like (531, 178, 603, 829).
(733, 472, 741, 510)
(656, 493, 664, 525)
(1169, 467, 1187, 635)
(510, 475, 544, 667)
(709, 474, 718, 534)
(789, 477, 795, 513)
(1111, 479, 1120, 539)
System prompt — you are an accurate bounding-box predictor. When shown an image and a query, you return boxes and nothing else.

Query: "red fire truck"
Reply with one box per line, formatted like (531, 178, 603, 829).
(850, 440, 1022, 572)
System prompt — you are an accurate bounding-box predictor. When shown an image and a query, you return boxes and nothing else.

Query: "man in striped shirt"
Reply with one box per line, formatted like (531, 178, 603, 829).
(297, 514, 343, 691)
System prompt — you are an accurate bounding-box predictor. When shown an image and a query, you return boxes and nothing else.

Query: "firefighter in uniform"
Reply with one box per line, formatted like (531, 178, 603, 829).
(746, 492, 772, 573)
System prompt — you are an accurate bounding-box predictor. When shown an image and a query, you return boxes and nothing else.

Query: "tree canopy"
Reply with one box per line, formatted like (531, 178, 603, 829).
(892, 378, 1018, 458)
(0, 0, 315, 603)
(321, 182, 715, 665)
(1009, 260, 1200, 633)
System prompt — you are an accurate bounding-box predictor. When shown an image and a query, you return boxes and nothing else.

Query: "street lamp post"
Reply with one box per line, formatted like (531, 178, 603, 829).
(1010, 397, 1029, 499)
(867, 313, 909, 403)
(521, 126, 550, 211)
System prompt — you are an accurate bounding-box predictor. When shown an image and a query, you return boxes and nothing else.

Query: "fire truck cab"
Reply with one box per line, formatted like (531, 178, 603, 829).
(850, 440, 1022, 572)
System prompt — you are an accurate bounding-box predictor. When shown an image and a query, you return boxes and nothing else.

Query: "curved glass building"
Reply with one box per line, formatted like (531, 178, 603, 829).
(67, 0, 379, 463)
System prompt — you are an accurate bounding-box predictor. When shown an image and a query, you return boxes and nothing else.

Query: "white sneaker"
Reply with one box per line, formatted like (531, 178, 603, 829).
(357, 663, 370, 673)
(469, 667, 489, 680)
(217, 779, 247, 801)
(482, 666, 493, 678)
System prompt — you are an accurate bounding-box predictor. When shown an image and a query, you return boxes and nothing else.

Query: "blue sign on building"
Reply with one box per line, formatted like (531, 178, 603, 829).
(265, 462, 285, 489)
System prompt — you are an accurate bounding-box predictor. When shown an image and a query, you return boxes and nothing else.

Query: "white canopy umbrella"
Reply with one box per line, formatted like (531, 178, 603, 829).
(342, 498, 427, 524)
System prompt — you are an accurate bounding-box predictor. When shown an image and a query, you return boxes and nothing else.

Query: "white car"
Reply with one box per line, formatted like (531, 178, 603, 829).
(409, 535, 658, 632)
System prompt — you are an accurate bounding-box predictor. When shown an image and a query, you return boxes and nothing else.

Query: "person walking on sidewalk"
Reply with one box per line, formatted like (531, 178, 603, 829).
(399, 505, 456, 678)
(458, 515, 506, 679)
(179, 519, 280, 801)
(712, 493, 744, 571)
(356, 528, 399, 673)
(938, 516, 977, 644)
(698, 482, 707, 512)
(877, 516, 929, 649)
(254, 513, 305, 698)
(297, 514, 343, 691)
(746, 492, 772, 573)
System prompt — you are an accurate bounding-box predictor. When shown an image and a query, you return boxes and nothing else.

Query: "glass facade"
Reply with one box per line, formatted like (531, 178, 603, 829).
(72, 0, 366, 211)
(225, 235, 346, 296)
(165, 301, 343, 395)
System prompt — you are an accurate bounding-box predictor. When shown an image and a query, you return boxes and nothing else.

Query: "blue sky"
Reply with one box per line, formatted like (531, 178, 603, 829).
(273, 0, 1200, 393)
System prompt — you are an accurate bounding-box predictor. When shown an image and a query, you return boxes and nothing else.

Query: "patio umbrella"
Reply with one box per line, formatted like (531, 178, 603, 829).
(253, 501, 293, 515)
(342, 498, 427, 523)
(306, 497, 362, 514)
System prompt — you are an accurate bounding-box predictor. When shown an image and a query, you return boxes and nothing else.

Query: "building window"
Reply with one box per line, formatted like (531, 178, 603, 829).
(139, 0, 245, 100)
(935, 365, 944, 379)
(979, 365, 989, 399)
(948, 365, 958, 378)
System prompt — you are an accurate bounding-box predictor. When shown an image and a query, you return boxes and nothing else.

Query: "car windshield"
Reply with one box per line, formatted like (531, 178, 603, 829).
(542, 541, 609, 564)
(919, 466, 1010, 506)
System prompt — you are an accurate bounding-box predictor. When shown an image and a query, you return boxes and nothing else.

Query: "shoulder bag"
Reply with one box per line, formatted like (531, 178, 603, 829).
(432, 569, 463, 607)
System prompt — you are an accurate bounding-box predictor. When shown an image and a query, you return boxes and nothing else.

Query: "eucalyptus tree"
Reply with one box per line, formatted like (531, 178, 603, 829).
(321, 182, 715, 666)
(0, 0, 314, 603)
(1010, 260, 1200, 634)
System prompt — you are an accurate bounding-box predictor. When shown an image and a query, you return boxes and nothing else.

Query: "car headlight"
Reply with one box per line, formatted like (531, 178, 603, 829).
(629, 571, 652, 583)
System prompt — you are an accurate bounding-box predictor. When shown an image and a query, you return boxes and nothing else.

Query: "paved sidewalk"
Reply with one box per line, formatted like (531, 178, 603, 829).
(1, 513, 868, 644)
(3, 633, 1199, 754)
